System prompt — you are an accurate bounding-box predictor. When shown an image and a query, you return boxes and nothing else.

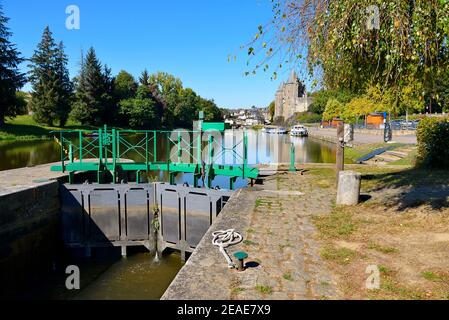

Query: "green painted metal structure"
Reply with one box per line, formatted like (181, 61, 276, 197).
(50, 125, 258, 189)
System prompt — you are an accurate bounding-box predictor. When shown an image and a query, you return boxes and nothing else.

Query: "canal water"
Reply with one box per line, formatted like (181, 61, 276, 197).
(2, 130, 336, 300)
(0, 130, 336, 172)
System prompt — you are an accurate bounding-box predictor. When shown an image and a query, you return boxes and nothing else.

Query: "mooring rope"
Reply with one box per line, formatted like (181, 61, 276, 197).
(212, 229, 243, 268)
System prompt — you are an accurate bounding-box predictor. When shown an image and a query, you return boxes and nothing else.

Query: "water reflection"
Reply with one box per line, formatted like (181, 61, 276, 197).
(0, 130, 336, 173)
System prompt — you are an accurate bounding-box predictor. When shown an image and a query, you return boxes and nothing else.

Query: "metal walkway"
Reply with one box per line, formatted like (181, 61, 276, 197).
(51, 125, 259, 189)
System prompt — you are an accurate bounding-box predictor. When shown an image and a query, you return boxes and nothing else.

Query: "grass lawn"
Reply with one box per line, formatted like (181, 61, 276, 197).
(309, 165, 449, 300)
(344, 143, 415, 166)
(0, 115, 96, 141)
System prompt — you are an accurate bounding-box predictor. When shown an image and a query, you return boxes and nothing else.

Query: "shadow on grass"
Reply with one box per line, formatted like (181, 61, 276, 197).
(363, 168, 449, 211)
(0, 123, 97, 140)
(0, 123, 51, 138)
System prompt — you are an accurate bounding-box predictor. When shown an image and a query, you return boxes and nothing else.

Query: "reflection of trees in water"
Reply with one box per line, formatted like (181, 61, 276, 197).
(0, 140, 60, 171)
(0, 131, 337, 172)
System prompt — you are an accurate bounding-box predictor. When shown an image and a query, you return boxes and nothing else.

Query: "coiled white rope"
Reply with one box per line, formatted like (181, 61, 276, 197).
(212, 229, 243, 268)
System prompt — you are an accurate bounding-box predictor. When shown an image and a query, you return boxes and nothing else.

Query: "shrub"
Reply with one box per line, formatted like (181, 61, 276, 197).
(295, 112, 322, 123)
(416, 117, 449, 168)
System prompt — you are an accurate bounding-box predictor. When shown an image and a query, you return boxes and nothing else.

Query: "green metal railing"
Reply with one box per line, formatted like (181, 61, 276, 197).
(50, 126, 258, 189)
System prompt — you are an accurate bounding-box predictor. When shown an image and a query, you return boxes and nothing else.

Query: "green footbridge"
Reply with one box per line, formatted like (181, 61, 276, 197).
(50, 125, 259, 190)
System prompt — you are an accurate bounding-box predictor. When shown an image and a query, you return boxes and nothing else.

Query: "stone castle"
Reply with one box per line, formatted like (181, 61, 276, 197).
(274, 70, 313, 121)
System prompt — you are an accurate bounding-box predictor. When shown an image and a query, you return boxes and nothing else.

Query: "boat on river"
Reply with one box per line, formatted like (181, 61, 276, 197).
(290, 125, 308, 137)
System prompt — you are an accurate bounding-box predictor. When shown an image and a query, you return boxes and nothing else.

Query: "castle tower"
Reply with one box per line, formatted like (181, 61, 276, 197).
(273, 70, 311, 122)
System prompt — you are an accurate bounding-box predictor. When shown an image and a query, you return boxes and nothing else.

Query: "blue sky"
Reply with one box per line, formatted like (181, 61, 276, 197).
(4, 0, 307, 108)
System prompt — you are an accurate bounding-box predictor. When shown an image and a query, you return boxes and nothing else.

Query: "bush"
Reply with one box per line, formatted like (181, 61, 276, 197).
(416, 117, 449, 168)
(295, 112, 322, 123)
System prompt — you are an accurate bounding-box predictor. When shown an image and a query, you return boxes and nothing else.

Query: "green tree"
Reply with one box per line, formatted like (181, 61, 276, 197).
(323, 99, 343, 121)
(139, 69, 150, 87)
(268, 101, 275, 121)
(310, 90, 354, 115)
(0, 6, 26, 125)
(15, 91, 29, 115)
(198, 98, 222, 122)
(119, 85, 158, 129)
(28, 27, 72, 126)
(70, 47, 115, 126)
(245, 0, 449, 115)
(114, 70, 137, 101)
(148, 72, 183, 126)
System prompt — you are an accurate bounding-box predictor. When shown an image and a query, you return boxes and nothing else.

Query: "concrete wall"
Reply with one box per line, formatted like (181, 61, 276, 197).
(0, 181, 61, 297)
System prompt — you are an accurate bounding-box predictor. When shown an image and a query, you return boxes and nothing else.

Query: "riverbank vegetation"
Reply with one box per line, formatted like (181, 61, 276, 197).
(0, 115, 95, 141)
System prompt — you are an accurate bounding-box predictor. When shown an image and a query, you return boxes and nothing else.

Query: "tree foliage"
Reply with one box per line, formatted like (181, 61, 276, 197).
(244, 0, 449, 112)
(70, 47, 115, 126)
(119, 85, 158, 129)
(28, 27, 73, 126)
(114, 70, 137, 101)
(0, 6, 26, 125)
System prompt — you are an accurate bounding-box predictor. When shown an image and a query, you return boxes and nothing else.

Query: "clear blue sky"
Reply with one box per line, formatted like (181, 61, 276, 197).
(4, 0, 307, 108)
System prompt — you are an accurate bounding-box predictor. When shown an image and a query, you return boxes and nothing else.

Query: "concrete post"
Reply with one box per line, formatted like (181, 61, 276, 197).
(336, 171, 361, 205)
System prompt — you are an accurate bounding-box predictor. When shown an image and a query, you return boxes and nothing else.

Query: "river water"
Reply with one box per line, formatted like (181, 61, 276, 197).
(2, 130, 336, 300)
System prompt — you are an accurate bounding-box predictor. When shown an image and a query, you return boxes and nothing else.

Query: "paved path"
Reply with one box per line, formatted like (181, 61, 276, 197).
(162, 165, 339, 300)
(309, 127, 417, 145)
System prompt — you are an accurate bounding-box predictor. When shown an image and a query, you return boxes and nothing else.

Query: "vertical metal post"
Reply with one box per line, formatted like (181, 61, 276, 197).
(221, 132, 225, 165)
(153, 131, 157, 163)
(112, 129, 117, 183)
(166, 132, 171, 183)
(207, 134, 214, 188)
(145, 132, 149, 166)
(336, 122, 345, 180)
(177, 131, 181, 163)
(98, 128, 103, 183)
(290, 143, 296, 172)
(243, 130, 248, 179)
(79, 131, 83, 162)
(195, 130, 202, 188)
(69, 141, 74, 184)
(60, 132, 65, 173)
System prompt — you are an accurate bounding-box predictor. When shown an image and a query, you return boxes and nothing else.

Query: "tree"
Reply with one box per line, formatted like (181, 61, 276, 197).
(322, 99, 343, 121)
(139, 69, 150, 87)
(244, 1, 449, 114)
(198, 98, 222, 122)
(309, 90, 354, 115)
(0, 6, 26, 125)
(148, 72, 183, 126)
(28, 27, 72, 126)
(54, 42, 73, 126)
(268, 101, 275, 121)
(114, 70, 137, 101)
(119, 85, 158, 129)
(70, 47, 115, 126)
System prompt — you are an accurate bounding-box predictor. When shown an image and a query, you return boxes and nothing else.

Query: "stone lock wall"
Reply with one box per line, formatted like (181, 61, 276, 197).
(0, 181, 61, 297)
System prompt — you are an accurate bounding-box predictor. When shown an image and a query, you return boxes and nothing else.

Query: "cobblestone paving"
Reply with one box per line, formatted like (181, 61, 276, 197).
(162, 166, 340, 300)
(229, 170, 338, 300)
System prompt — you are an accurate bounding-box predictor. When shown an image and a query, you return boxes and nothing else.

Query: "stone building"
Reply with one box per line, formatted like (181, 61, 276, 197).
(274, 70, 313, 121)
